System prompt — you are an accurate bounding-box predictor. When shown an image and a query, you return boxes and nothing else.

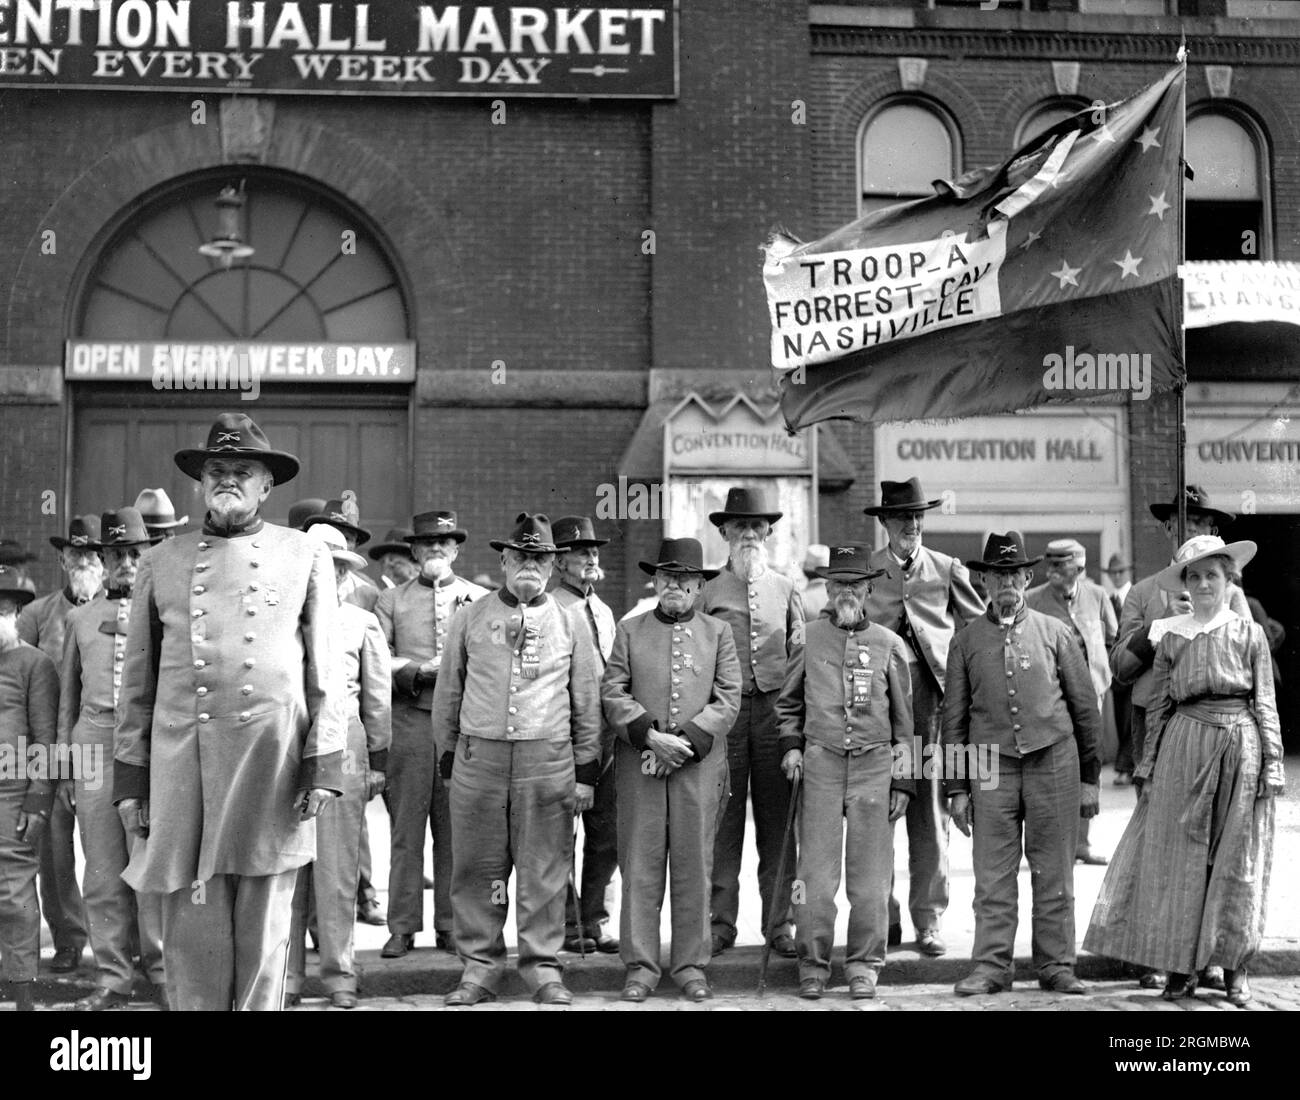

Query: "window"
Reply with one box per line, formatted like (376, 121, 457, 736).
(859, 99, 959, 217)
(1014, 98, 1089, 150)
(76, 171, 411, 340)
(1186, 110, 1270, 261)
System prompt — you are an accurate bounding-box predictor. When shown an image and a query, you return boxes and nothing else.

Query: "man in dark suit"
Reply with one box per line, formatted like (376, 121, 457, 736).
(864, 478, 983, 957)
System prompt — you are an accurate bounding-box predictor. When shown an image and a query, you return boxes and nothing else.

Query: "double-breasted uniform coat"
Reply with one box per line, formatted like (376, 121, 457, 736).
(865, 544, 983, 937)
(59, 592, 164, 997)
(114, 519, 347, 1011)
(601, 605, 741, 989)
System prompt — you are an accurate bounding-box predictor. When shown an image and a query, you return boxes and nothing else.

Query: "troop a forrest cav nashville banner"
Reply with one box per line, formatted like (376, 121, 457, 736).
(764, 65, 1187, 430)
(0, 1, 678, 97)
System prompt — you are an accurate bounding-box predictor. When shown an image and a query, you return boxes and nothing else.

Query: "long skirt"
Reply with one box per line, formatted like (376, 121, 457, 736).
(1083, 709, 1273, 973)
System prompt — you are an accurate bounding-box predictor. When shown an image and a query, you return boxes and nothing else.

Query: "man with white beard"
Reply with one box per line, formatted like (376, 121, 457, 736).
(701, 487, 804, 957)
(777, 545, 914, 1000)
(375, 511, 486, 958)
(18, 515, 101, 974)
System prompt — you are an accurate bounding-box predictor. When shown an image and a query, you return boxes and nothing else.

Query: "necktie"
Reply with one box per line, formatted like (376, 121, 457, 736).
(901, 555, 914, 573)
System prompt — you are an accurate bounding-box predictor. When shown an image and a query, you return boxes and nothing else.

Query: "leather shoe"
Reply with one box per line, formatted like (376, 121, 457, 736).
(435, 931, 456, 952)
(621, 980, 652, 1003)
(50, 947, 83, 973)
(1161, 972, 1197, 1000)
(887, 923, 902, 947)
(954, 973, 1009, 996)
(917, 929, 947, 957)
(1199, 965, 1226, 992)
(446, 982, 496, 1007)
(1112, 772, 1133, 787)
(533, 981, 574, 1005)
(592, 931, 620, 953)
(284, 992, 302, 1008)
(710, 933, 732, 956)
(1224, 968, 1251, 1007)
(1139, 969, 1168, 990)
(10, 982, 35, 1012)
(771, 932, 797, 958)
(682, 979, 711, 1002)
(849, 974, 878, 1000)
(1076, 849, 1109, 865)
(75, 988, 130, 1011)
(380, 932, 414, 958)
(329, 990, 358, 1009)
(356, 898, 386, 926)
(798, 977, 825, 1000)
(563, 934, 597, 953)
(1039, 970, 1087, 994)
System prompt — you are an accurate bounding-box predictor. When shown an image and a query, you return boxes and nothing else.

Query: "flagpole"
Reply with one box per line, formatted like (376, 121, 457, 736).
(1175, 35, 1188, 548)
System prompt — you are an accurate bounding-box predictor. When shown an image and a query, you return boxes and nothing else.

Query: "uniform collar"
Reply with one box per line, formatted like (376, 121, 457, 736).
(202, 512, 264, 538)
(985, 601, 1028, 626)
(106, 587, 131, 600)
(418, 572, 458, 590)
(821, 608, 869, 632)
(497, 587, 548, 609)
(561, 579, 593, 599)
(654, 606, 695, 624)
(63, 585, 98, 606)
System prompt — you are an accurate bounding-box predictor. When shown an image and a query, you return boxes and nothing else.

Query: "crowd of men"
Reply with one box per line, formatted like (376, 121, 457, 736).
(0, 411, 1282, 1010)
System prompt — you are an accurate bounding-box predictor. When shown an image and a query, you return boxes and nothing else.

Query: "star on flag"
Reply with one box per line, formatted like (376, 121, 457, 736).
(1114, 250, 1143, 279)
(1051, 260, 1081, 289)
(1148, 191, 1171, 220)
(1136, 126, 1161, 153)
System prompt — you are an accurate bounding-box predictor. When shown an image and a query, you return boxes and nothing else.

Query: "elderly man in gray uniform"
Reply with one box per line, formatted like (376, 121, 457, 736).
(703, 486, 804, 957)
(864, 478, 983, 957)
(433, 513, 602, 1006)
(0, 567, 58, 1012)
(375, 510, 487, 958)
(778, 545, 915, 1001)
(114, 413, 347, 1012)
(943, 532, 1102, 997)
(603, 538, 740, 1003)
(1027, 538, 1117, 866)
(552, 515, 620, 954)
(18, 514, 100, 974)
(59, 508, 166, 1011)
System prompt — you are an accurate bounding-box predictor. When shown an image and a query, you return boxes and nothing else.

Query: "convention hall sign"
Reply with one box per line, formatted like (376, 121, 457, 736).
(0, 2, 678, 97)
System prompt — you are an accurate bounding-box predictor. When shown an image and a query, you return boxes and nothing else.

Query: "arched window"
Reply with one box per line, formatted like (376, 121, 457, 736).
(1186, 109, 1270, 261)
(75, 170, 411, 340)
(1014, 98, 1089, 150)
(859, 99, 959, 217)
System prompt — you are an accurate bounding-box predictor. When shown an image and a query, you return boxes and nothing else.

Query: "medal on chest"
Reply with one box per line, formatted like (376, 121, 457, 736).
(519, 617, 542, 679)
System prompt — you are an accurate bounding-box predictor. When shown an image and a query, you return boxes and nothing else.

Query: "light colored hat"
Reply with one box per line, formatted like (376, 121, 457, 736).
(306, 523, 367, 570)
(1155, 535, 1257, 593)
(1043, 538, 1086, 566)
(133, 488, 188, 530)
(801, 543, 830, 575)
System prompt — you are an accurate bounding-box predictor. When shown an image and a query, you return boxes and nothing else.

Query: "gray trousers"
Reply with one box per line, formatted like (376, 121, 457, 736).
(795, 742, 894, 981)
(387, 700, 453, 935)
(617, 740, 726, 990)
(0, 786, 40, 981)
(889, 668, 949, 934)
(72, 709, 163, 994)
(711, 689, 795, 944)
(38, 790, 86, 954)
(160, 869, 298, 1011)
(969, 736, 1080, 981)
(566, 745, 619, 938)
(449, 735, 575, 993)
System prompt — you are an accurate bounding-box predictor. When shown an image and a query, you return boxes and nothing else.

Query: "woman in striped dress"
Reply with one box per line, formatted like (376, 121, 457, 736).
(1084, 536, 1285, 1006)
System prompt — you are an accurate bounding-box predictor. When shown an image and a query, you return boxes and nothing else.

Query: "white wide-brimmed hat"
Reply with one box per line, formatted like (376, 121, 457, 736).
(1155, 535, 1257, 592)
(306, 523, 367, 570)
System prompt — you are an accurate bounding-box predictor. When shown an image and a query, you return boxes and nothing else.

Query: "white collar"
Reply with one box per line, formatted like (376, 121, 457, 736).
(1149, 607, 1241, 647)
(891, 546, 917, 569)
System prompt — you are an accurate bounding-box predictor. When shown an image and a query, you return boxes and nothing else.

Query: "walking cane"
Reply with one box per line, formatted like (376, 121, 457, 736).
(570, 816, 587, 960)
(758, 769, 801, 996)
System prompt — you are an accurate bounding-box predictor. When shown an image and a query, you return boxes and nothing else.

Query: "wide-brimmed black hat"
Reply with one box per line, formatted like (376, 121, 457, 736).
(368, 528, 415, 561)
(863, 478, 943, 516)
(303, 497, 372, 547)
(708, 486, 782, 528)
(174, 413, 300, 485)
(1148, 484, 1234, 528)
(408, 511, 468, 544)
(50, 514, 101, 551)
(552, 515, 609, 549)
(0, 564, 36, 607)
(967, 530, 1042, 572)
(287, 499, 328, 531)
(0, 539, 35, 566)
(490, 513, 558, 554)
(92, 508, 161, 550)
(814, 544, 886, 583)
(639, 537, 719, 580)
(133, 488, 189, 531)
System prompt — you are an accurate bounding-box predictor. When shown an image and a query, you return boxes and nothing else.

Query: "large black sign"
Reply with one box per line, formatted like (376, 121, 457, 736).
(0, 2, 678, 97)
